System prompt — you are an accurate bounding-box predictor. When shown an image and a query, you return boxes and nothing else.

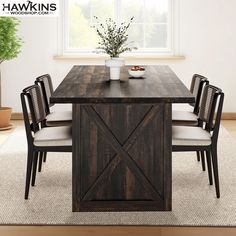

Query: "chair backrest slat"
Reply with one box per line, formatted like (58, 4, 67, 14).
(198, 85, 224, 134)
(190, 75, 201, 97)
(22, 85, 46, 131)
(190, 74, 209, 114)
(21, 93, 34, 146)
(35, 74, 54, 115)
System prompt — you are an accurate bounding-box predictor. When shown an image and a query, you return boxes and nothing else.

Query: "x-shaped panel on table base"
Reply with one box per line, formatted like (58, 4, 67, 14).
(81, 105, 163, 201)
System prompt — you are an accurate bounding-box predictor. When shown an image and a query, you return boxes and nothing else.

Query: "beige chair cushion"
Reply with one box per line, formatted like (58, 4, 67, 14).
(46, 111, 72, 126)
(172, 126, 211, 146)
(34, 126, 72, 147)
(50, 104, 72, 113)
(172, 110, 198, 121)
(172, 110, 198, 126)
(172, 104, 193, 112)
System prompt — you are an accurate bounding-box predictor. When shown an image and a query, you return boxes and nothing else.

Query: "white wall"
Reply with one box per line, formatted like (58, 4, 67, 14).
(1, 0, 236, 112)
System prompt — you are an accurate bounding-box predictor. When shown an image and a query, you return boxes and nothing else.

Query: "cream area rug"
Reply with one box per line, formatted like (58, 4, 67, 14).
(0, 126, 236, 226)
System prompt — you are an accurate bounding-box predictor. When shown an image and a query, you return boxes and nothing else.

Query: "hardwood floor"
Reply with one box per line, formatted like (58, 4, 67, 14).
(222, 120, 236, 139)
(0, 226, 236, 236)
(0, 120, 236, 235)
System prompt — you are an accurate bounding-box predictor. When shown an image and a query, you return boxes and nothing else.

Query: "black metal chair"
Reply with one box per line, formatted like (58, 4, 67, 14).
(172, 74, 209, 126)
(35, 74, 72, 127)
(172, 85, 224, 198)
(21, 85, 72, 199)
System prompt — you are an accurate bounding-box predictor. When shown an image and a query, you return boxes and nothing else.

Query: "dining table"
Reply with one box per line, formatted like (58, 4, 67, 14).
(50, 65, 195, 212)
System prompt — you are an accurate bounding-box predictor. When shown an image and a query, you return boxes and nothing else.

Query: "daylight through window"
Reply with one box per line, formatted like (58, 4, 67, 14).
(64, 0, 173, 54)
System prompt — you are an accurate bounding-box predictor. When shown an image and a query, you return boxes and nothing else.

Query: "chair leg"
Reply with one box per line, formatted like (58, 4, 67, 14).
(206, 151, 213, 185)
(38, 152, 43, 172)
(200, 151, 206, 171)
(196, 151, 200, 162)
(31, 152, 38, 187)
(211, 146, 220, 198)
(24, 150, 34, 200)
(43, 152, 47, 162)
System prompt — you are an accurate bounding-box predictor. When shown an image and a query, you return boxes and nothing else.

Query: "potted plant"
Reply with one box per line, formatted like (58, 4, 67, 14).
(0, 17, 22, 130)
(93, 16, 137, 80)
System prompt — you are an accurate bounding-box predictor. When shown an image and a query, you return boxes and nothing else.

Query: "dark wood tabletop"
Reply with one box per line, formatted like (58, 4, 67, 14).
(51, 65, 195, 104)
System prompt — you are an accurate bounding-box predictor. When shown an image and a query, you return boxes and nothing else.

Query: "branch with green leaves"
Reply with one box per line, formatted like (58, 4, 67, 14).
(92, 16, 137, 58)
(0, 17, 23, 63)
(0, 17, 22, 107)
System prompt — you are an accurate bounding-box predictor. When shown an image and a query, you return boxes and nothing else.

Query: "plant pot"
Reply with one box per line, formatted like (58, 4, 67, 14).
(0, 107, 12, 130)
(105, 58, 125, 81)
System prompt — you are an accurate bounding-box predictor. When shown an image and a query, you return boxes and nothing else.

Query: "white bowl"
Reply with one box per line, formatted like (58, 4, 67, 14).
(128, 69, 145, 78)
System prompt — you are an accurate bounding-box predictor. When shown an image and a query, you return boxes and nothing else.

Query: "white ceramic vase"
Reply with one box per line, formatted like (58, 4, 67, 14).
(105, 57, 125, 81)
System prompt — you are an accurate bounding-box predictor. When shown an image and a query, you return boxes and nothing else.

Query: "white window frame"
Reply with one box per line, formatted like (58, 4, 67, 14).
(57, 0, 180, 57)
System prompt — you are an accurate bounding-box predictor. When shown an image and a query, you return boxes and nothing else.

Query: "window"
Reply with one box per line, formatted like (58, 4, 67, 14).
(61, 0, 179, 56)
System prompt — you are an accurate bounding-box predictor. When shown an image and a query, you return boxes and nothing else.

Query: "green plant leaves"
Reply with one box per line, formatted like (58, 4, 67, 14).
(0, 17, 23, 62)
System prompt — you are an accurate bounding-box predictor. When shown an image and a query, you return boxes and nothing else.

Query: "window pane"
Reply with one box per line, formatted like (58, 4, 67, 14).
(119, 0, 169, 50)
(145, 0, 168, 23)
(91, 0, 115, 21)
(120, 0, 144, 23)
(68, 0, 114, 49)
(69, 0, 90, 20)
(128, 24, 144, 48)
(145, 24, 168, 48)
